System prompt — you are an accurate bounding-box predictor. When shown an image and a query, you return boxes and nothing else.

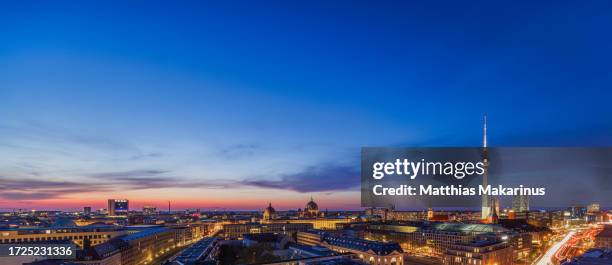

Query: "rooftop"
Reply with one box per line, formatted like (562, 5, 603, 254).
(0, 224, 119, 231)
(84, 238, 128, 259)
(244, 232, 284, 243)
(431, 223, 509, 234)
(498, 219, 551, 232)
(322, 234, 402, 256)
(306, 258, 366, 265)
(174, 237, 218, 263)
(365, 222, 512, 235)
(596, 225, 612, 238)
(288, 244, 335, 257)
(122, 227, 169, 242)
(563, 248, 612, 265)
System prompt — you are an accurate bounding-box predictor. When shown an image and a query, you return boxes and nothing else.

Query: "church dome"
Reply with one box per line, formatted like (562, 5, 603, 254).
(305, 198, 318, 211)
(263, 202, 275, 220)
(264, 203, 275, 214)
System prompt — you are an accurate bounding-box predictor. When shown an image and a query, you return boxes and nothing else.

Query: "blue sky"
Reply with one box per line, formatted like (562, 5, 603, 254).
(0, 1, 611, 210)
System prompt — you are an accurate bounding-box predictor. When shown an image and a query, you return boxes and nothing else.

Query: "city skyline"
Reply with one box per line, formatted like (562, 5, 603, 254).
(2, 1, 612, 210)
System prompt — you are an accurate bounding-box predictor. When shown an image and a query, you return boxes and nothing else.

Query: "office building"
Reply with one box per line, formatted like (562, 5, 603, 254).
(298, 230, 404, 265)
(362, 222, 512, 255)
(107, 199, 129, 216)
(78, 227, 175, 265)
(567, 206, 587, 219)
(0, 225, 127, 247)
(443, 239, 513, 265)
(512, 195, 529, 213)
(587, 204, 601, 213)
(222, 222, 313, 239)
(143, 206, 157, 215)
(595, 225, 612, 249)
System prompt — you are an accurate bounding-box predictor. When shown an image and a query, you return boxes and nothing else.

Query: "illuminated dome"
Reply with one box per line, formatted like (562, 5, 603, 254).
(303, 197, 320, 218)
(263, 202, 276, 220)
(306, 198, 318, 211)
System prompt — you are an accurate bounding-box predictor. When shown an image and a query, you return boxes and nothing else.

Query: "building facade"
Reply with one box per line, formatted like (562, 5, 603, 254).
(297, 230, 404, 265)
(512, 195, 529, 213)
(222, 222, 313, 239)
(107, 199, 129, 216)
(0, 225, 126, 247)
(443, 240, 513, 265)
(595, 225, 612, 249)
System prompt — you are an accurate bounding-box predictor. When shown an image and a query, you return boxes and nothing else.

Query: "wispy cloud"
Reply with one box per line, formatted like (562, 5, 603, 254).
(242, 164, 359, 192)
(88, 169, 232, 190)
(0, 122, 137, 153)
(128, 152, 163, 160)
(0, 178, 111, 200)
(88, 169, 169, 178)
(0, 170, 230, 201)
(217, 144, 260, 159)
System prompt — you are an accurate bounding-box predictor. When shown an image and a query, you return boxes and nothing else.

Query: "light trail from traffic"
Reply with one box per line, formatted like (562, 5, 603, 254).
(535, 231, 575, 265)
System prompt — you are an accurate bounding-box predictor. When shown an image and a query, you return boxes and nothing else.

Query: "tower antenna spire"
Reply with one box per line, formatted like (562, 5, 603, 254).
(483, 114, 487, 148)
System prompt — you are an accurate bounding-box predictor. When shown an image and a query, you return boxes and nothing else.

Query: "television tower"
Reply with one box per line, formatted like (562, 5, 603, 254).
(481, 114, 491, 220)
